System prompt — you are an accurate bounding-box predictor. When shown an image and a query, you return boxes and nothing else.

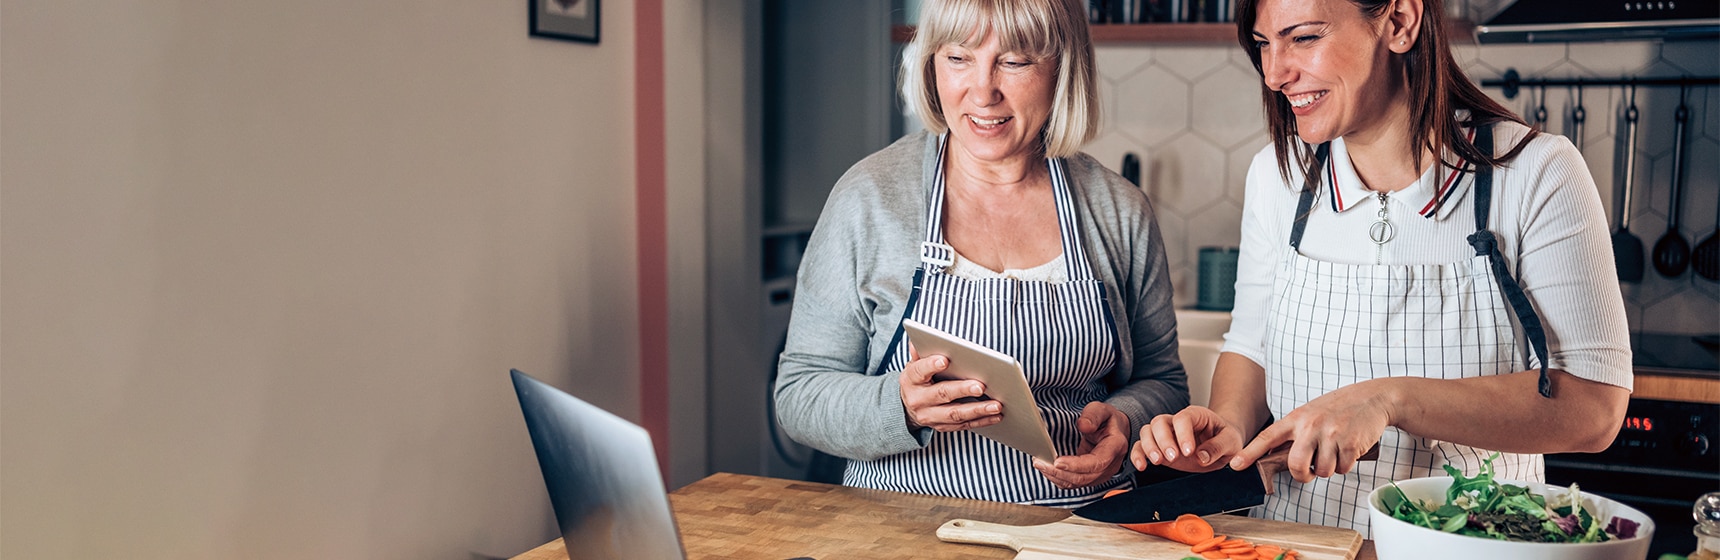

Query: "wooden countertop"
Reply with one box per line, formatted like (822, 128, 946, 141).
(510, 473, 1379, 560)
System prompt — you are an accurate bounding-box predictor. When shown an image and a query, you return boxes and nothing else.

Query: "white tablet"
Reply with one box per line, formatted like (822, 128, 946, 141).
(901, 318, 1058, 463)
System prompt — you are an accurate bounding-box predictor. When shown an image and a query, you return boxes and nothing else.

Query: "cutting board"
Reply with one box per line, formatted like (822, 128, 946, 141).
(938, 514, 1361, 560)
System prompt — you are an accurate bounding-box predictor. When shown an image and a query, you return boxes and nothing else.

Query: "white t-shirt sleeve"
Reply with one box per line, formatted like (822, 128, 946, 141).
(1221, 147, 1289, 368)
(1506, 132, 1634, 390)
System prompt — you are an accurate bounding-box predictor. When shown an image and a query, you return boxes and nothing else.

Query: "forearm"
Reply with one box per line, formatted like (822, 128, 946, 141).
(773, 365, 926, 461)
(1381, 368, 1628, 454)
(1208, 352, 1273, 442)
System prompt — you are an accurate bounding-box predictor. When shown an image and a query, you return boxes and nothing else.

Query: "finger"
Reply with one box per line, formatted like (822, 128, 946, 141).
(901, 354, 945, 385)
(1033, 460, 1076, 489)
(908, 341, 919, 362)
(1286, 438, 1316, 484)
(1130, 441, 1149, 471)
(1313, 438, 1339, 479)
(1171, 414, 1200, 458)
(1148, 416, 1181, 463)
(930, 401, 1001, 431)
(1335, 444, 1362, 475)
(1232, 423, 1289, 470)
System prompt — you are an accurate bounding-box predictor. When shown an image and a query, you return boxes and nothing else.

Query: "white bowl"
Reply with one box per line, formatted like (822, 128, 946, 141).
(1367, 476, 1655, 560)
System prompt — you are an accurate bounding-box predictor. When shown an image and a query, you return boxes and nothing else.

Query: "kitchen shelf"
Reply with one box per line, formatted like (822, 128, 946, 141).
(892, 23, 1235, 45)
(891, 19, 1472, 46)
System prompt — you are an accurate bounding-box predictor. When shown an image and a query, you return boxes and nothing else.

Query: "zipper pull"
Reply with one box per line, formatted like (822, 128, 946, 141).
(1369, 192, 1395, 246)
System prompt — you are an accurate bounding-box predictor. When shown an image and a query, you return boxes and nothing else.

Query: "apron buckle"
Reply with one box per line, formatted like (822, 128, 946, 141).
(920, 242, 955, 267)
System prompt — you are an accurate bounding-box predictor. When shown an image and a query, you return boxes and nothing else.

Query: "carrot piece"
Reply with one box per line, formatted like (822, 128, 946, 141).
(1218, 542, 1254, 552)
(1227, 553, 1257, 560)
(1254, 545, 1283, 558)
(1103, 488, 1129, 499)
(1190, 535, 1229, 552)
(1116, 513, 1215, 545)
(1199, 551, 1230, 560)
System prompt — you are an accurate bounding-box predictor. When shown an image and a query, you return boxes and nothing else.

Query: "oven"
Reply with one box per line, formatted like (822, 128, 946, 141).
(1545, 334, 1720, 558)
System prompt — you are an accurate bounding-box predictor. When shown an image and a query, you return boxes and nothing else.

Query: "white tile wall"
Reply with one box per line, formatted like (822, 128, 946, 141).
(1093, 40, 1720, 336)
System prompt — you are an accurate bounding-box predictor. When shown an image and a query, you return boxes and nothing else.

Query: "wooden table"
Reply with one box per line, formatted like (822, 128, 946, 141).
(511, 473, 1379, 560)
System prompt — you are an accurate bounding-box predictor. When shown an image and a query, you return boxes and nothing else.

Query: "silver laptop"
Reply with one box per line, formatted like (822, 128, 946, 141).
(510, 369, 686, 560)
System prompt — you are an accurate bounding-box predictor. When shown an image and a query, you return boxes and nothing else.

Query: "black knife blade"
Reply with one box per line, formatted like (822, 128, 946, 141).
(1073, 443, 1381, 524)
(1074, 462, 1267, 523)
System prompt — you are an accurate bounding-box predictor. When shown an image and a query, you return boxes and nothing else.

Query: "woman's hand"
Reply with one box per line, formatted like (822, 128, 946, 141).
(1131, 406, 1246, 473)
(899, 344, 1003, 432)
(1229, 380, 1391, 483)
(1034, 402, 1129, 489)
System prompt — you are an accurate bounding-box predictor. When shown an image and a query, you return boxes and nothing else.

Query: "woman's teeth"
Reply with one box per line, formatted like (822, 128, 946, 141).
(968, 115, 1011, 126)
(1288, 92, 1325, 108)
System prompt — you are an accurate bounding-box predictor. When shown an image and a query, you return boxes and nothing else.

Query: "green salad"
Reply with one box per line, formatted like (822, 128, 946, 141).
(1379, 454, 1641, 543)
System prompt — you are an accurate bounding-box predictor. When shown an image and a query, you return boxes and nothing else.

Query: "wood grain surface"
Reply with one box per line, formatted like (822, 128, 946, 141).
(939, 514, 1361, 560)
(508, 473, 1380, 560)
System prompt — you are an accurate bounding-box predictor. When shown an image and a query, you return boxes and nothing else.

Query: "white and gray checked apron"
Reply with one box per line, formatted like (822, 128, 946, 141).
(843, 135, 1130, 507)
(1259, 124, 1553, 535)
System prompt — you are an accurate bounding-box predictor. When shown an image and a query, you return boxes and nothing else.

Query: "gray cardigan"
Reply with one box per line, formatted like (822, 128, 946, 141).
(774, 132, 1188, 462)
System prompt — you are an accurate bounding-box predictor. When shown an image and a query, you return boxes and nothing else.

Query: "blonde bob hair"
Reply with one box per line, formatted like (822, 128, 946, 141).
(900, 0, 1098, 159)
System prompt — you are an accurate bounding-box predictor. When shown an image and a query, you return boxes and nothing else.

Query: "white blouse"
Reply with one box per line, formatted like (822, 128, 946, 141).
(1220, 120, 1633, 390)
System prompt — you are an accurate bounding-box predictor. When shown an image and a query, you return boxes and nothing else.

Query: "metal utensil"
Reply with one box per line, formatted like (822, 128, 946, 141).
(1694, 193, 1719, 281)
(1614, 85, 1644, 283)
(1534, 85, 1549, 130)
(1652, 87, 1692, 278)
(1122, 152, 1141, 187)
(1570, 84, 1586, 151)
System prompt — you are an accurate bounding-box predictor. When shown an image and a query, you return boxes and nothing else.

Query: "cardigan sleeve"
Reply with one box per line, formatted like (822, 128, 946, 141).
(772, 151, 930, 461)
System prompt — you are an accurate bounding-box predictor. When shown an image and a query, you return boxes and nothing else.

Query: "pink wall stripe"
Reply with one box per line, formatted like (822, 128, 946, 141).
(634, 0, 670, 478)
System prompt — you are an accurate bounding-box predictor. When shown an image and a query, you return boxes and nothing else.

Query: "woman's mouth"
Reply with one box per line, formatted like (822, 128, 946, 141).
(1286, 91, 1326, 109)
(967, 115, 1012, 129)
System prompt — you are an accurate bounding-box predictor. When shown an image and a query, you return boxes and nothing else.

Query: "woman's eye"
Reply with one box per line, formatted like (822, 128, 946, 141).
(945, 55, 967, 64)
(1293, 34, 1319, 44)
(1001, 60, 1030, 68)
(1252, 40, 1269, 50)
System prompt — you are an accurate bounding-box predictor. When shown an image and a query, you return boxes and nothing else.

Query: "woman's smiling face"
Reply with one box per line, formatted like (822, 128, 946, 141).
(1250, 0, 1407, 145)
(934, 31, 1057, 167)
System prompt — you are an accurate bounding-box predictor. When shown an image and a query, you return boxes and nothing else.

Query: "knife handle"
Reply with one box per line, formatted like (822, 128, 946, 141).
(1255, 442, 1381, 495)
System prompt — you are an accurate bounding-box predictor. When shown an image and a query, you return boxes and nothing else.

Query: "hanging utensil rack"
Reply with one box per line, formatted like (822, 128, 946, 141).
(1483, 68, 1720, 99)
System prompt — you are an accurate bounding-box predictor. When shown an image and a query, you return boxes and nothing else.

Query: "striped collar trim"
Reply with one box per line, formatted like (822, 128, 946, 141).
(1326, 128, 1477, 220)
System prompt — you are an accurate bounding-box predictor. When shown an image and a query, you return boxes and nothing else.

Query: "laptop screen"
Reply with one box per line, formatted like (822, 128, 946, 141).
(510, 369, 685, 560)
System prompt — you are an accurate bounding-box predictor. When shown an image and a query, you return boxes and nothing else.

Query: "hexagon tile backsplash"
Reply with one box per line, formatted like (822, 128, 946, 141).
(1089, 40, 1719, 338)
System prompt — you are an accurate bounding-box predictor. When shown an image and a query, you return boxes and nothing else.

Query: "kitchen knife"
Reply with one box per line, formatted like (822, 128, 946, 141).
(1073, 443, 1381, 524)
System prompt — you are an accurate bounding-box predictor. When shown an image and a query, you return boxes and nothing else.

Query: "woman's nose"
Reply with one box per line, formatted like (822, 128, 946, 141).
(1261, 51, 1293, 92)
(969, 69, 1002, 106)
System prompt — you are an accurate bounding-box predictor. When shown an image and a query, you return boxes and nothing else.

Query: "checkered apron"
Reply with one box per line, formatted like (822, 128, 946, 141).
(841, 135, 1129, 507)
(1259, 125, 1553, 535)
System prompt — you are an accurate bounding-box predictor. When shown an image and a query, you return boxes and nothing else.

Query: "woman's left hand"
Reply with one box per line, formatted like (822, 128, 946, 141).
(1229, 379, 1392, 483)
(1033, 401, 1129, 489)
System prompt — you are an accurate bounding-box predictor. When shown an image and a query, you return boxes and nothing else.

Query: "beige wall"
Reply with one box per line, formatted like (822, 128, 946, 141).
(0, 1, 699, 558)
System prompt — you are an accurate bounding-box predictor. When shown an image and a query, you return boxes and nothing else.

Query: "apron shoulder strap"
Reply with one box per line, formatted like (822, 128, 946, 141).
(1461, 122, 1553, 398)
(1289, 143, 1331, 251)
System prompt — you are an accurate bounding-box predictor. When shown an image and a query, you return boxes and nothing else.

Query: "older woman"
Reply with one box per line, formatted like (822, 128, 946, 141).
(773, 0, 1187, 506)
(1132, 0, 1631, 535)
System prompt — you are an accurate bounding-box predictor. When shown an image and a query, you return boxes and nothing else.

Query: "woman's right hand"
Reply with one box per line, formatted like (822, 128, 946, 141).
(1130, 406, 1247, 473)
(899, 344, 1004, 432)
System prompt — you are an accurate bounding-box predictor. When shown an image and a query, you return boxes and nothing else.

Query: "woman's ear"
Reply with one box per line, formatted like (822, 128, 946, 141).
(1385, 0, 1424, 54)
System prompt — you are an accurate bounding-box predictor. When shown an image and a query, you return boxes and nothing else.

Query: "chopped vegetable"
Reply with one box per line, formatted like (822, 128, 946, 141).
(1118, 513, 1215, 545)
(1190, 535, 1228, 552)
(1380, 453, 1637, 543)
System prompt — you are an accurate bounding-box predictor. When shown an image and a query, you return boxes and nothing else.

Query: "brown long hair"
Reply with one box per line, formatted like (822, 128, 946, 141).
(1234, 0, 1534, 188)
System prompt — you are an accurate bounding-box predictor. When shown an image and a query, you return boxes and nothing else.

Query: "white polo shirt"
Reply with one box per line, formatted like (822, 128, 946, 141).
(1220, 120, 1633, 390)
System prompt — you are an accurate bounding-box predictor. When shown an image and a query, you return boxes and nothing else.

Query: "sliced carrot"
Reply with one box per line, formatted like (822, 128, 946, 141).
(1199, 551, 1230, 560)
(1227, 554, 1257, 560)
(1253, 545, 1283, 558)
(1190, 534, 1229, 553)
(1117, 513, 1215, 545)
(1103, 488, 1129, 499)
(1218, 542, 1254, 552)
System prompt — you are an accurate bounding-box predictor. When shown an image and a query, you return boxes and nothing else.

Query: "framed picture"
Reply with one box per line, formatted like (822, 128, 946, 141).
(530, 0, 599, 44)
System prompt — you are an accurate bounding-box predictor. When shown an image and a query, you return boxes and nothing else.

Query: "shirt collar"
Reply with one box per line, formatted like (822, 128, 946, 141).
(1325, 128, 1477, 220)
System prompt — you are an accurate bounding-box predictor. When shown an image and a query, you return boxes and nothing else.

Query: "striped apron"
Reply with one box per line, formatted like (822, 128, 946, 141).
(1259, 124, 1553, 535)
(842, 136, 1130, 507)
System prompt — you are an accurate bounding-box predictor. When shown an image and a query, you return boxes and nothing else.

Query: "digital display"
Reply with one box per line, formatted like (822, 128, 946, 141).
(1623, 416, 1655, 432)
